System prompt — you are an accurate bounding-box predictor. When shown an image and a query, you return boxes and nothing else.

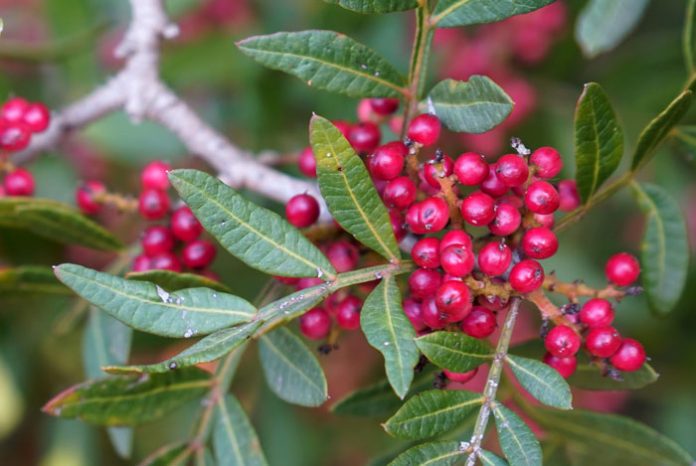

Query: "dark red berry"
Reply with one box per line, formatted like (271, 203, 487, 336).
(478, 241, 512, 277)
(435, 281, 472, 322)
(149, 252, 182, 272)
(543, 352, 577, 378)
(411, 237, 441, 269)
(4, 168, 34, 196)
(461, 306, 497, 338)
(76, 180, 106, 215)
(496, 154, 529, 187)
(299, 308, 331, 340)
(326, 240, 359, 273)
(23, 103, 50, 133)
(440, 244, 475, 277)
(439, 230, 472, 252)
(389, 209, 406, 241)
(530, 146, 563, 179)
(423, 155, 454, 189)
(296, 277, 324, 290)
(477, 286, 510, 311)
(585, 326, 622, 358)
(383, 176, 416, 208)
(335, 295, 362, 330)
(0, 97, 29, 125)
(579, 298, 615, 328)
(403, 297, 427, 331)
(370, 98, 399, 115)
(443, 367, 478, 383)
(480, 164, 509, 197)
(0, 124, 31, 151)
(182, 239, 217, 269)
(509, 259, 544, 293)
(524, 180, 560, 214)
(454, 152, 488, 186)
(461, 191, 496, 226)
(297, 147, 317, 178)
(368, 141, 406, 180)
(170, 206, 203, 242)
(405, 197, 450, 234)
(421, 296, 448, 329)
(558, 179, 580, 212)
(286, 193, 320, 228)
(333, 120, 352, 138)
(141, 160, 171, 191)
(132, 255, 151, 272)
(407, 114, 441, 147)
(488, 202, 521, 236)
(141, 225, 175, 257)
(544, 325, 581, 357)
(348, 122, 381, 154)
(408, 268, 442, 299)
(605, 252, 640, 287)
(138, 189, 170, 220)
(521, 227, 558, 259)
(609, 338, 646, 372)
(275, 275, 300, 286)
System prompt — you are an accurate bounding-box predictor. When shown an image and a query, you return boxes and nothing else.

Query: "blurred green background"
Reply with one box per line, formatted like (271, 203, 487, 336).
(0, 0, 694, 464)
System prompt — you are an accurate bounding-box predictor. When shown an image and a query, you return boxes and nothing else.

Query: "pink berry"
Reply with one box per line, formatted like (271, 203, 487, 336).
(443, 368, 478, 383)
(333, 120, 352, 138)
(348, 122, 381, 154)
(141, 226, 175, 257)
(533, 213, 555, 228)
(23, 103, 50, 133)
(299, 308, 331, 340)
(530, 146, 563, 179)
(149, 252, 182, 272)
(543, 352, 577, 378)
(408, 268, 442, 299)
(170, 206, 203, 242)
(75, 181, 106, 215)
(454, 152, 488, 186)
(585, 326, 622, 358)
(0, 124, 31, 151)
(439, 230, 472, 252)
(411, 237, 441, 269)
(488, 203, 521, 236)
(609, 338, 646, 372)
(509, 259, 545, 293)
(421, 296, 448, 329)
(138, 189, 170, 220)
(383, 176, 416, 208)
(524, 180, 560, 214)
(440, 244, 475, 277)
(544, 325, 581, 357)
(335, 295, 362, 330)
(368, 141, 406, 180)
(0, 97, 29, 125)
(480, 164, 509, 197)
(423, 155, 454, 189)
(132, 254, 151, 272)
(4, 168, 34, 196)
(605, 252, 640, 287)
(558, 179, 580, 212)
(297, 147, 317, 178)
(403, 297, 427, 331)
(478, 241, 512, 277)
(182, 239, 217, 269)
(579, 298, 615, 328)
(461, 191, 496, 226)
(496, 154, 529, 187)
(407, 114, 441, 147)
(521, 227, 558, 259)
(405, 197, 450, 234)
(286, 193, 320, 228)
(326, 240, 359, 273)
(435, 281, 472, 322)
(370, 98, 399, 115)
(141, 161, 171, 191)
(461, 306, 497, 338)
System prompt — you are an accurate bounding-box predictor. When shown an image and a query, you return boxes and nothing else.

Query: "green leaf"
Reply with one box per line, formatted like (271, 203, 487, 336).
(258, 327, 328, 407)
(55, 264, 257, 338)
(169, 169, 335, 279)
(480, 450, 508, 466)
(256, 283, 332, 327)
(574, 82, 624, 203)
(310, 115, 400, 261)
(685, 0, 696, 74)
(237, 30, 406, 98)
(631, 90, 693, 171)
(0, 198, 123, 251)
(493, 404, 542, 466)
(213, 395, 268, 466)
(139, 443, 190, 466)
(568, 362, 659, 390)
(506, 355, 572, 410)
(361, 276, 419, 399)
(0, 266, 69, 296)
(633, 183, 689, 314)
(324, 0, 418, 14)
(43, 368, 211, 426)
(387, 441, 463, 466)
(428, 76, 513, 133)
(432, 0, 555, 28)
(415, 332, 492, 373)
(127, 270, 233, 293)
(383, 389, 483, 440)
(533, 408, 694, 465)
(575, 0, 649, 58)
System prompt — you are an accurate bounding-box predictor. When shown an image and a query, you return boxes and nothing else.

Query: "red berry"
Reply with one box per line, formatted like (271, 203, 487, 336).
(533, 213, 555, 228)
(496, 154, 529, 187)
(275, 275, 300, 286)
(435, 281, 472, 322)
(521, 227, 558, 259)
(439, 230, 472, 252)
(170, 206, 203, 242)
(477, 289, 509, 311)
(285, 193, 320, 228)
(440, 244, 475, 277)
(609, 338, 646, 372)
(296, 277, 324, 290)
(461, 191, 496, 226)
(454, 152, 488, 186)
(509, 259, 544, 293)
(443, 367, 478, 383)
(326, 240, 359, 273)
(461, 306, 497, 338)
(421, 296, 448, 329)
(132, 255, 151, 272)
(1, 98, 29, 124)
(579, 298, 615, 328)
(333, 120, 352, 138)
(138, 189, 170, 220)
(423, 155, 454, 189)
(23, 103, 50, 133)
(405, 197, 450, 234)
(357, 98, 376, 122)
(368, 141, 406, 180)
(411, 237, 441, 269)
(585, 326, 622, 358)
(544, 325, 581, 357)
(407, 114, 441, 146)
(141, 161, 171, 191)
(480, 164, 509, 197)
(299, 308, 331, 340)
(488, 202, 521, 236)
(543, 352, 577, 378)
(141, 225, 175, 257)
(297, 147, 317, 178)
(408, 268, 442, 299)
(389, 209, 406, 241)
(370, 98, 399, 115)
(348, 122, 381, 154)
(149, 252, 182, 272)
(335, 295, 362, 330)
(524, 180, 560, 214)
(530, 147, 563, 179)
(4, 168, 34, 196)
(75, 180, 106, 215)
(182, 239, 217, 269)
(478, 241, 512, 277)
(558, 179, 580, 212)
(383, 176, 416, 208)
(403, 297, 427, 331)
(0, 124, 31, 151)
(605, 252, 640, 287)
